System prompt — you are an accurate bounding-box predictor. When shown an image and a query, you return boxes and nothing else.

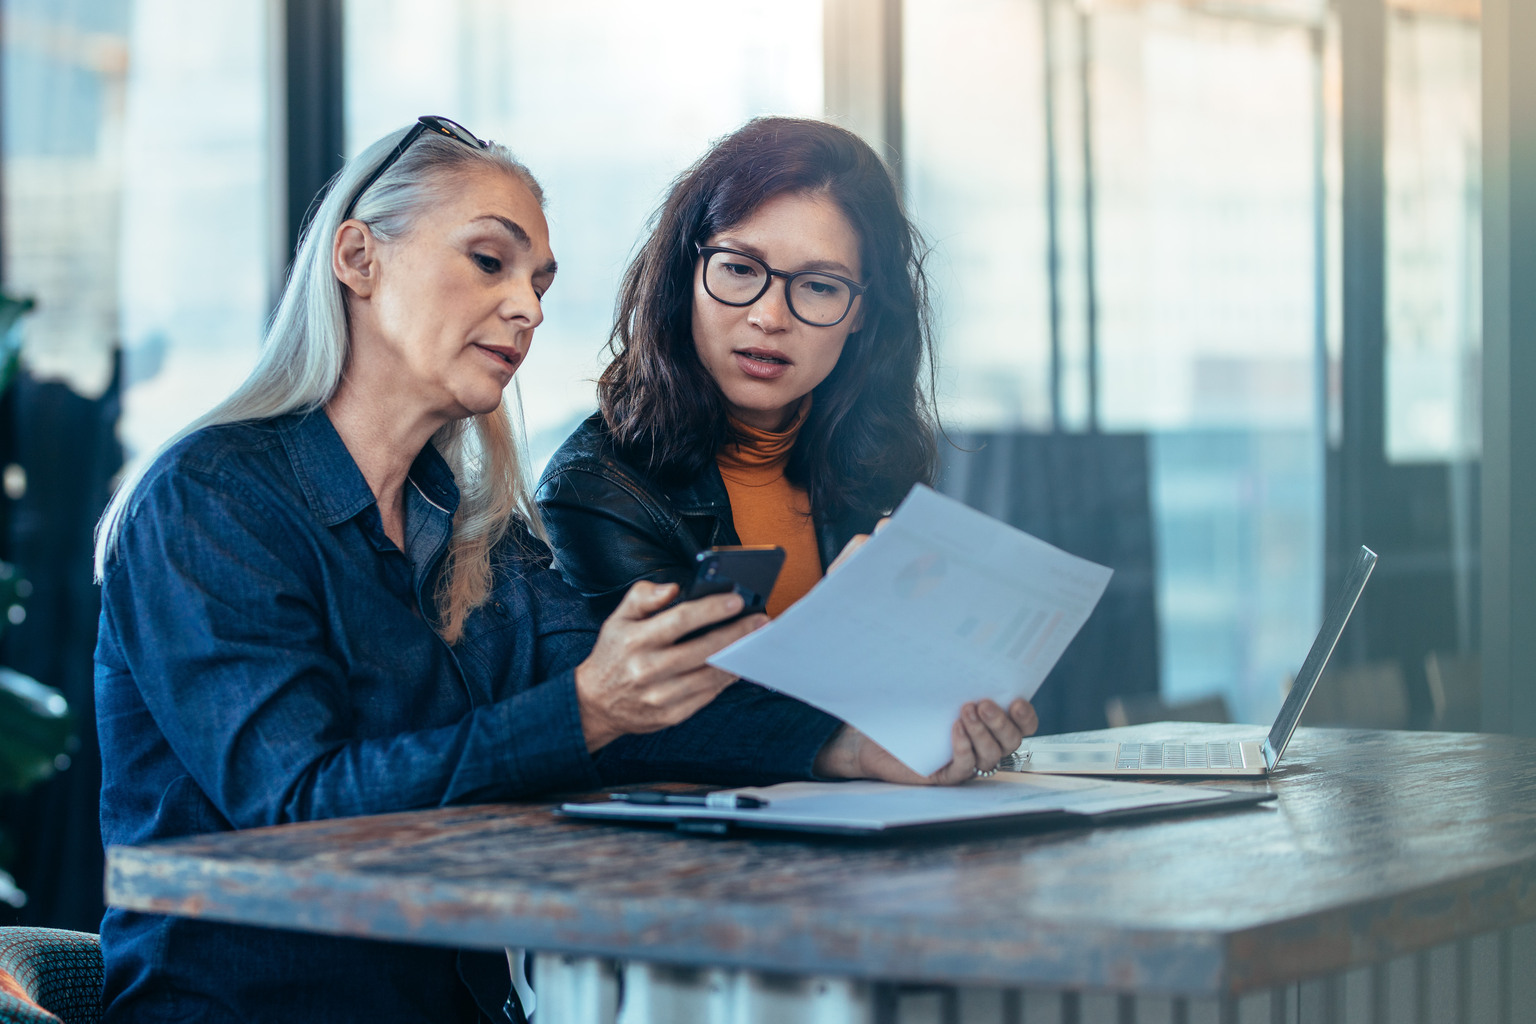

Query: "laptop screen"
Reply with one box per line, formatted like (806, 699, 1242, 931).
(1263, 545, 1378, 767)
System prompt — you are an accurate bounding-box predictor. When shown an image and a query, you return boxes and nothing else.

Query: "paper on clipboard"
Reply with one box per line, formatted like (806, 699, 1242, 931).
(561, 774, 1259, 835)
(708, 485, 1113, 776)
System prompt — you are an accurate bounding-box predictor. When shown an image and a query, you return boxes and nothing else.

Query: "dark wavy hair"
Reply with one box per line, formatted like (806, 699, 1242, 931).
(599, 116, 939, 523)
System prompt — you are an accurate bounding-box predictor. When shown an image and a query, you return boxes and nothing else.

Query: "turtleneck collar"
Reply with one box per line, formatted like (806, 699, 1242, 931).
(720, 398, 811, 472)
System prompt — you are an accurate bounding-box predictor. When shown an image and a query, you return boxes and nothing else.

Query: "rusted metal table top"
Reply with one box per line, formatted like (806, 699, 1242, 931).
(104, 725, 1536, 996)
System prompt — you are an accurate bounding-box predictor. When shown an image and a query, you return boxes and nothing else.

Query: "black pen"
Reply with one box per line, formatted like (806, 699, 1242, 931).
(609, 791, 769, 809)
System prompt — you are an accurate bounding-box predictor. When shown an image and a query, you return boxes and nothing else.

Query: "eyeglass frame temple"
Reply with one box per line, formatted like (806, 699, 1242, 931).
(339, 116, 486, 224)
(694, 243, 867, 327)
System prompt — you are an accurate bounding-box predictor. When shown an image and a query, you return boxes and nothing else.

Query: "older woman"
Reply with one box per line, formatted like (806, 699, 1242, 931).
(91, 117, 846, 1024)
(538, 116, 1039, 786)
(94, 116, 1031, 1022)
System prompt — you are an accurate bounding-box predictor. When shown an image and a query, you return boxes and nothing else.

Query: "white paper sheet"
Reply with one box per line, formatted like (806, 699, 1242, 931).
(708, 485, 1113, 776)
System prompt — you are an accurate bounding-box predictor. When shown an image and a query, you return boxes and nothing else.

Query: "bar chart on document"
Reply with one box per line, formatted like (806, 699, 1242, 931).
(710, 485, 1113, 775)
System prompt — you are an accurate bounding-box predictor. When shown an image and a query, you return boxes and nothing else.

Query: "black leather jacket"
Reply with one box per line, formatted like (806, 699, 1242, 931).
(537, 413, 876, 619)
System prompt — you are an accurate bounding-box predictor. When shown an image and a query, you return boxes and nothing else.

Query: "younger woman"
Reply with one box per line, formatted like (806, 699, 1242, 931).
(538, 116, 1037, 782)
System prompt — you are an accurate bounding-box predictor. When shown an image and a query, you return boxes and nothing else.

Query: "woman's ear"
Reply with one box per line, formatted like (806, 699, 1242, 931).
(841, 294, 866, 334)
(333, 220, 378, 299)
(846, 299, 865, 336)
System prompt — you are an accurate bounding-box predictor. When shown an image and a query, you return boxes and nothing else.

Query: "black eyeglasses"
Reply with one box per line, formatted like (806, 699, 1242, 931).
(696, 244, 867, 328)
(341, 115, 489, 223)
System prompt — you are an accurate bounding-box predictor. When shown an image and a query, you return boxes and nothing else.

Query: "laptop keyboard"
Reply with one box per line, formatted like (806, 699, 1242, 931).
(1118, 742, 1244, 770)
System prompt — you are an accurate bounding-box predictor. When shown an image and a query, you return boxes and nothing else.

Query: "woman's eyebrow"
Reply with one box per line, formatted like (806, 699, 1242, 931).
(474, 214, 558, 274)
(474, 214, 531, 247)
(714, 237, 855, 277)
(795, 258, 857, 277)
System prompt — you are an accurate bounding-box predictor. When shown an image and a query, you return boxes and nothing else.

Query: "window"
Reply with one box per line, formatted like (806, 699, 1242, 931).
(1384, 2, 1480, 464)
(904, 0, 1329, 724)
(115, 0, 273, 464)
(2, 0, 132, 401)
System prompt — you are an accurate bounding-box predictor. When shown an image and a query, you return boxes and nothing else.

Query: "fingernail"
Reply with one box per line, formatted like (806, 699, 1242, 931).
(726, 594, 745, 613)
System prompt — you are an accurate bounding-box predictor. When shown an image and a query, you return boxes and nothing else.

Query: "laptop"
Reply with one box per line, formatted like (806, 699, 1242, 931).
(1008, 544, 1377, 777)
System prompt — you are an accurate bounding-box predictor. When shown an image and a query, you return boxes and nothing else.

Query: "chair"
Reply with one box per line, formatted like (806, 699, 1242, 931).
(1105, 693, 1232, 728)
(0, 928, 101, 1024)
(1425, 651, 1481, 731)
(1296, 659, 1410, 730)
(938, 430, 1160, 732)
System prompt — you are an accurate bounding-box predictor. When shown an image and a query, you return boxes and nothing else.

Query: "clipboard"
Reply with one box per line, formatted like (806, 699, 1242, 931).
(558, 774, 1274, 838)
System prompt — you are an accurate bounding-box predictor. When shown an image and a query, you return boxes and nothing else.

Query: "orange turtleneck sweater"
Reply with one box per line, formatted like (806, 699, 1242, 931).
(717, 404, 822, 617)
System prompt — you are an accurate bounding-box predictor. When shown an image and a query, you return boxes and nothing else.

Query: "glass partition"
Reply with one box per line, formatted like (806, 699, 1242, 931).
(2, 0, 276, 469)
(1384, 5, 1481, 466)
(905, 0, 1329, 726)
(905, 0, 1483, 730)
(2, 0, 132, 400)
(115, 0, 273, 464)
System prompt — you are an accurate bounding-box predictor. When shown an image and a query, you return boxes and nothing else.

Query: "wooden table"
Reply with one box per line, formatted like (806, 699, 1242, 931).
(105, 725, 1536, 1024)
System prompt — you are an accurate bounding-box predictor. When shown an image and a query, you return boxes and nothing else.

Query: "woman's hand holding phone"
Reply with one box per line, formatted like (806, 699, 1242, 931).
(671, 546, 784, 641)
(576, 546, 786, 750)
(575, 581, 767, 753)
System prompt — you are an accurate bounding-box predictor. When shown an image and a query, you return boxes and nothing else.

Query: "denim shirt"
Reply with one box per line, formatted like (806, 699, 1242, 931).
(95, 411, 840, 1023)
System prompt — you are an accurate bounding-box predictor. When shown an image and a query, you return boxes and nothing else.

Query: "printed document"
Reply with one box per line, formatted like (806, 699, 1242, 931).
(709, 485, 1113, 776)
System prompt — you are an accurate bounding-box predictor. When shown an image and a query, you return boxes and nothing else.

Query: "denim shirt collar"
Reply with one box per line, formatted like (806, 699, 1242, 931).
(276, 410, 462, 527)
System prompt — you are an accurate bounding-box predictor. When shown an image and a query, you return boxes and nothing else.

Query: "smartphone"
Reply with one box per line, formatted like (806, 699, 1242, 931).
(672, 545, 786, 637)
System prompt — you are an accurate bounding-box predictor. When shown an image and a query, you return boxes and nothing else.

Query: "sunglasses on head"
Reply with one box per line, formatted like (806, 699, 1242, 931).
(340, 115, 489, 223)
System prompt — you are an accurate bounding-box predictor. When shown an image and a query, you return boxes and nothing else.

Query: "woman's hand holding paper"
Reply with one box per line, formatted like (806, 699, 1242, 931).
(813, 697, 1039, 786)
(824, 516, 890, 576)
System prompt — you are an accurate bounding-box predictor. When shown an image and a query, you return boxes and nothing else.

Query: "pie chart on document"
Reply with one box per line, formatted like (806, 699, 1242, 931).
(893, 551, 946, 600)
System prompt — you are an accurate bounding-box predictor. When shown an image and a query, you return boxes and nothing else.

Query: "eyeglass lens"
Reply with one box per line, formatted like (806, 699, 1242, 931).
(702, 250, 855, 327)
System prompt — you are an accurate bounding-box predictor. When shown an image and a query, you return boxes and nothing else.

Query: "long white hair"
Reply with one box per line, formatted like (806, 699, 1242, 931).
(95, 122, 547, 643)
